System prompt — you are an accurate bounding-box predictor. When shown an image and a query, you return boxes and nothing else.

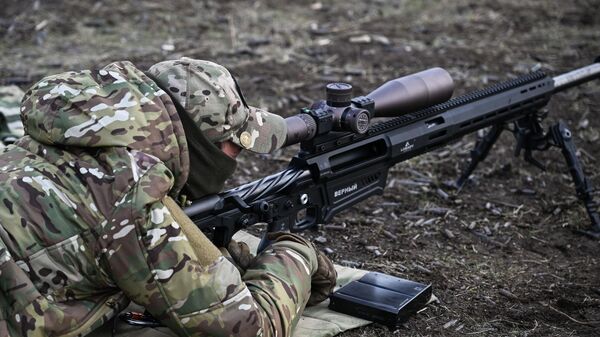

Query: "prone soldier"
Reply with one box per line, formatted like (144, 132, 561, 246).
(0, 58, 336, 337)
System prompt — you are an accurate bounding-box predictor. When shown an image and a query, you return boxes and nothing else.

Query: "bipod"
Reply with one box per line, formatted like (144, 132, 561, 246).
(455, 124, 503, 190)
(548, 121, 600, 238)
(455, 111, 600, 237)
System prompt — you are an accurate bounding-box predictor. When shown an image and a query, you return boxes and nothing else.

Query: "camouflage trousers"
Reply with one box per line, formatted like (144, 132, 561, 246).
(88, 231, 375, 337)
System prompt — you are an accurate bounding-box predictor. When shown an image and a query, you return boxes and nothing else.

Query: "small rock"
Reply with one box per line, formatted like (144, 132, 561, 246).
(382, 230, 398, 240)
(349, 34, 372, 44)
(161, 43, 175, 52)
(314, 236, 327, 244)
(340, 260, 361, 268)
(436, 188, 449, 200)
(414, 264, 432, 275)
(553, 207, 562, 216)
(309, 23, 331, 35)
(483, 226, 492, 236)
(530, 63, 543, 72)
(442, 229, 455, 239)
(485, 202, 502, 216)
(498, 289, 519, 300)
(345, 67, 366, 76)
(518, 188, 536, 195)
(247, 37, 271, 48)
(35, 20, 48, 31)
(443, 319, 458, 329)
(586, 128, 600, 142)
(323, 247, 335, 254)
(316, 38, 331, 46)
(437, 150, 451, 158)
(424, 207, 450, 216)
(310, 2, 323, 10)
(578, 118, 589, 129)
(371, 34, 390, 45)
(324, 224, 346, 231)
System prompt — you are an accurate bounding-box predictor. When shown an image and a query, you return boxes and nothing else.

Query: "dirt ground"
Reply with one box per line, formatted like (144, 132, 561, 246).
(1, 0, 600, 336)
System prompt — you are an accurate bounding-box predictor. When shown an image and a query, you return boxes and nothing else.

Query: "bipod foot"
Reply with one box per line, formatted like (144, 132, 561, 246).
(577, 210, 600, 239)
(446, 178, 466, 190)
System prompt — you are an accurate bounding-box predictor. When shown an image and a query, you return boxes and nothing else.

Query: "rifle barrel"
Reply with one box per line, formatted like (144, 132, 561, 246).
(553, 62, 600, 92)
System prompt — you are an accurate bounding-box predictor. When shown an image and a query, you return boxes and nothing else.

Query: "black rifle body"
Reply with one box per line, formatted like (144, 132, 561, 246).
(185, 64, 600, 247)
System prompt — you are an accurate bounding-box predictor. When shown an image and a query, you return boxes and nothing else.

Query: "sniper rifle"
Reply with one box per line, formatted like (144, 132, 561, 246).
(185, 58, 600, 248)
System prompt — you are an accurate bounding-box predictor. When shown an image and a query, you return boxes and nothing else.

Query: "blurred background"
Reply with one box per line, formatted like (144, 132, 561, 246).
(1, 1, 599, 336)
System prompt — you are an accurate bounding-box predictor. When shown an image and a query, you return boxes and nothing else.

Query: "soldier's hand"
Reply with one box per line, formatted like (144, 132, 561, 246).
(220, 240, 254, 274)
(306, 249, 336, 306)
(268, 232, 337, 306)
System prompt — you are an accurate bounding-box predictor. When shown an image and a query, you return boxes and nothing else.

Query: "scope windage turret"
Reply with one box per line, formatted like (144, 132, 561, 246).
(368, 67, 454, 117)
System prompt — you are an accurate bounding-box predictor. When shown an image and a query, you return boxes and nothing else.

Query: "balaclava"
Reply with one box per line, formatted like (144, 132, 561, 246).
(148, 58, 287, 199)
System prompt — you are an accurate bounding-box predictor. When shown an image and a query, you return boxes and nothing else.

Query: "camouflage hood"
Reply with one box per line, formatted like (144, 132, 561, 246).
(20, 61, 190, 193)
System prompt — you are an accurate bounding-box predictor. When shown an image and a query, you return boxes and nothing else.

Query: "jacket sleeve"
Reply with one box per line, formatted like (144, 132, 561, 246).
(102, 162, 318, 337)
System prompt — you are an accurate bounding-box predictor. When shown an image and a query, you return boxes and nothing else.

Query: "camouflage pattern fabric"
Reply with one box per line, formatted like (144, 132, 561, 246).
(148, 58, 287, 154)
(0, 61, 318, 337)
(0, 85, 26, 147)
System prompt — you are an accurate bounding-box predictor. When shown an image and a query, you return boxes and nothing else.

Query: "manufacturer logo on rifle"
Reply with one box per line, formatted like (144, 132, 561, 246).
(334, 183, 358, 198)
(400, 140, 414, 153)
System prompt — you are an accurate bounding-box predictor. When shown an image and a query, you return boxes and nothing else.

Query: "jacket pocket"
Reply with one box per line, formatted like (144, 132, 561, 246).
(21, 233, 116, 301)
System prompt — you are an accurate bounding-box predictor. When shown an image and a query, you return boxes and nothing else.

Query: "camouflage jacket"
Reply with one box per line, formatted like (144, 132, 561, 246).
(0, 62, 318, 337)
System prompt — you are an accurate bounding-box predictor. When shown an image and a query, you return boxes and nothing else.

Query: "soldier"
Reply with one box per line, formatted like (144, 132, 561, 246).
(0, 58, 336, 337)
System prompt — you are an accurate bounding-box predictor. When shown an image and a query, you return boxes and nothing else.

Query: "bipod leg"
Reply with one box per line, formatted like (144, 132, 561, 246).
(456, 124, 503, 189)
(550, 120, 600, 238)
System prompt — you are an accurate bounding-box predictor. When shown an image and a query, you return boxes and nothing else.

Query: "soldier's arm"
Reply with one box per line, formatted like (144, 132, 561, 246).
(102, 161, 318, 337)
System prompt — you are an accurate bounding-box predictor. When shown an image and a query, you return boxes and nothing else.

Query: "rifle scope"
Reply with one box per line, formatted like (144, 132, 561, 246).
(284, 67, 454, 146)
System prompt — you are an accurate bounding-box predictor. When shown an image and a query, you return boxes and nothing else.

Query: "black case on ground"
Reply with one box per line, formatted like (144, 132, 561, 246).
(328, 272, 432, 329)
